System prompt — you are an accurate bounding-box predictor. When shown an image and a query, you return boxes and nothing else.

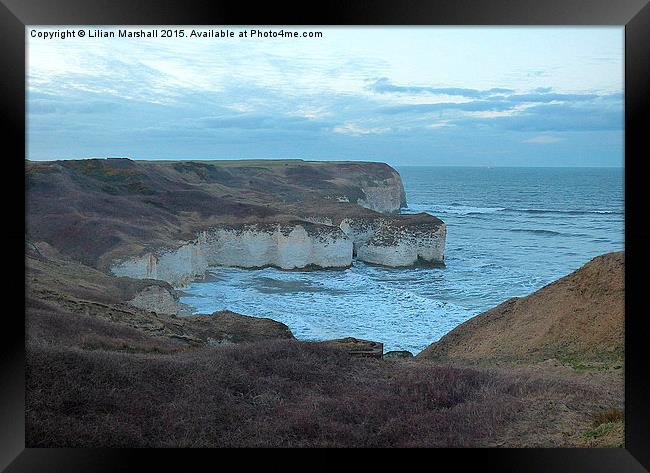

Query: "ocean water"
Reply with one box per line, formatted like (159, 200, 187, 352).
(180, 167, 624, 353)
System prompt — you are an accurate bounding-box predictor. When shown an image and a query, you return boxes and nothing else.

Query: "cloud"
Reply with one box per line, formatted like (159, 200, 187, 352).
(332, 123, 391, 135)
(29, 97, 122, 114)
(378, 100, 515, 115)
(368, 78, 514, 98)
(426, 122, 454, 129)
(523, 134, 564, 144)
(26, 30, 623, 165)
(493, 102, 622, 132)
(505, 92, 598, 103)
(371, 82, 617, 130)
(196, 114, 332, 132)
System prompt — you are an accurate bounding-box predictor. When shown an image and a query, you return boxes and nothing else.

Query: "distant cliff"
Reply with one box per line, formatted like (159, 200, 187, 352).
(27, 158, 445, 286)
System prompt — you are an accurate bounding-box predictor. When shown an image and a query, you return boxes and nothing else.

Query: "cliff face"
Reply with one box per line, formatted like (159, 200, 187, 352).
(354, 215, 446, 267)
(27, 158, 445, 286)
(418, 251, 624, 364)
(26, 247, 295, 347)
(110, 215, 446, 286)
(111, 222, 353, 286)
(306, 213, 446, 266)
(357, 172, 407, 213)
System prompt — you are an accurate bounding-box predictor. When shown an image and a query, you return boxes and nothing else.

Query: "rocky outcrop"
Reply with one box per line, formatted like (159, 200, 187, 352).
(185, 310, 295, 345)
(127, 285, 191, 316)
(111, 213, 446, 286)
(27, 248, 295, 348)
(384, 350, 414, 359)
(110, 209, 448, 287)
(354, 214, 446, 267)
(305, 213, 446, 267)
(321, 337, 384, 358)
(27, 158, 444, 287)
(26, 159, 411, 269)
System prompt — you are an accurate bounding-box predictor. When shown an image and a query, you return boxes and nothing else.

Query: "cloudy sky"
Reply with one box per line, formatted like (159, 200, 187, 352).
(27, 27, 623, 166)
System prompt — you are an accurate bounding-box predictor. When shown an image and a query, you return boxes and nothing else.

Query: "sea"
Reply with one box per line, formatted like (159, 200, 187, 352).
(179, 167, 625, 354)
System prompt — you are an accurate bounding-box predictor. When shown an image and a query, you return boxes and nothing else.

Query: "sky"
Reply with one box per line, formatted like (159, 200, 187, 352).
(27, 26, 624, 166)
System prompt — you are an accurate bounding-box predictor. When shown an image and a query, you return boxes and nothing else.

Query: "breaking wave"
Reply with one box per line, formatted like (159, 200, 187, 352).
(405, 204, 622, 217)
(504, 208, 623, 216)
(508, 228, 563, 236)
(405, 204, 506, 215)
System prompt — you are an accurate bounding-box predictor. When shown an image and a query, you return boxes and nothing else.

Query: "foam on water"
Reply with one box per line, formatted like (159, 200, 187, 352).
(404, 204, 506, 215)
(181, 167, 624, 354)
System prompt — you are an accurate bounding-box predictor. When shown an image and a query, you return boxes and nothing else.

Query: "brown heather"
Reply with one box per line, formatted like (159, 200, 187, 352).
(26, 338, 602, 448)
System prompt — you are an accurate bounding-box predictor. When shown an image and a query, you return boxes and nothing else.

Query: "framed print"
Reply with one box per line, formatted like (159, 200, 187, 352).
(2, 0, 649, 470)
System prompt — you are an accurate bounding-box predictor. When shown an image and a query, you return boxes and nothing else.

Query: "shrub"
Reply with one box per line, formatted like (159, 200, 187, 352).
(592, 408, 624, 428)
(26, 340, 524, 447)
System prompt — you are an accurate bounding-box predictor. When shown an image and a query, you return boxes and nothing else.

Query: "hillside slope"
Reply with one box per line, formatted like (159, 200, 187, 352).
(418, 251, 624, 365)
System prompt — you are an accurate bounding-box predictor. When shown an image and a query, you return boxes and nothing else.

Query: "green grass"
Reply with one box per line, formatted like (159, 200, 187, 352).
(27, 163, 62, 174)
(583, 408, 624, 447)
(584, 421, 617, 439)
(555, 351, 624, 372)
(583, 421, 624, 447)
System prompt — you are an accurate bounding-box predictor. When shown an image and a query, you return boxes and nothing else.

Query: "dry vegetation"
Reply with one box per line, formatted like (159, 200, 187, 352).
(25, 251, 624, 448)
(26, 337, 622, 447)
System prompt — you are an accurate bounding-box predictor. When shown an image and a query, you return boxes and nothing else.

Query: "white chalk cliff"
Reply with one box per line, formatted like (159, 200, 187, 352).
(304, 214, 446, 267)
(111, 215, 445, 287)
(355, 218, 446, 267)
(111, 222, 353, 287)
